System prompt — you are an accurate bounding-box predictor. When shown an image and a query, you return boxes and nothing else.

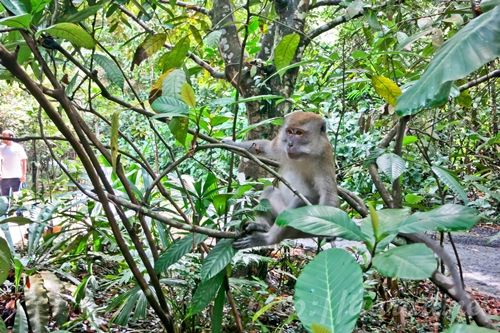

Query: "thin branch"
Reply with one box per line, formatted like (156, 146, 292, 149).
(310, 0, 342, 10)
(458, 69, 500, 91)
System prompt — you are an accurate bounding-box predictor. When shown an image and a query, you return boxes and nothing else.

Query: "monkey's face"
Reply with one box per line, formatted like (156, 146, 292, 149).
(283, 126, 310, 159)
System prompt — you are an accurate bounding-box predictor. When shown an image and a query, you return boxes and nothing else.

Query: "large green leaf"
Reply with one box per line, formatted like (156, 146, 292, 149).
(0, 13, 32, 28)
(295, 248, 363, 333)
(151, 96, 189, 116)
(398, 204, 480, 233)
(372, 243, 437, 280)
(162, 68, 186, 98)
(155, 233, 208, 272)
(131, 33, 167, 69)
(93, 54, 124, 90)
(360, 208, 411, 248)
(37, 23, 96, 49)
(276, 205, 368, 242)
(13, 300, 29, 333)
(200, 239, 235, 281)
(0, 0, 30, 15)
(0, 238, 11, 285)
(187, 271, 225, 317)
(432, 166, 469, 203)
(158, 36, 190, 71)
(376, 153, 406, 183)
(396, 6, 500, 116)
(445, 324, 498, 333)
(0, 318, 6, 333)
(274, 33, 300, 73)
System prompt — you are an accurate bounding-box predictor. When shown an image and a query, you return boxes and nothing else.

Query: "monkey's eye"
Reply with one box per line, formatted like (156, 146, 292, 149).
(295, 129, 304, 136)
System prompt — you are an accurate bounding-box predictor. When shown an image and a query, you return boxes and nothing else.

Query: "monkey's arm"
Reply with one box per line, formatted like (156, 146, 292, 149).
(222, 139, 280, 159)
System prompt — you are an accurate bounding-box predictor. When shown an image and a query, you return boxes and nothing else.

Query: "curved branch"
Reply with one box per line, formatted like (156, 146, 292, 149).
(310, 0, 342, 10)
(458, 69, 500, 91)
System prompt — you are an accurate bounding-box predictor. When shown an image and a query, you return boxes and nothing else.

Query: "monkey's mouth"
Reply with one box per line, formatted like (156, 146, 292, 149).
(286, 149, 304, 159)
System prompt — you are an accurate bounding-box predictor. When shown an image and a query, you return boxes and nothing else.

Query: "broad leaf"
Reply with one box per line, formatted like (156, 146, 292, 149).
(371, 76, 401, 106)
(274, 33, 300, 73)
(93, 54, 124, 90)
(295, 248, 363, 333)
(155, 233, 208, 272)
(13, 300, 28, 333)
(360, 208, 411, 249)
(187, 271, 225, 316)
(0, 13, 32, 28)
(25, 274, 50, 333)
(63, 4, 103, 23)
(0, 318, 6, 333)
(204, 30, 223, 48)
(0, 238, 11, 285)
(275, 205, 367, 242)
(158, 36, 190, 71)
(396, 6, 500, 115)
(432, 166, 469, 203)
(398, 204, 480, 233)
(200, 239, 235, 281)
(376, 153, 406, 183)
(0, 216, 32, 225)
(373, 243, 437, 280)
(162, 68, 186, 98)
(180, 83, 196, 108)
(37, 23, 96, 49)
(445, 324, 498, 333)
(168, 116, 189, 146)
(131, 33, 167, 70)
(0, 0, 30, 15)
(211, 284, 225, 333)
(151, 97, 189, 118)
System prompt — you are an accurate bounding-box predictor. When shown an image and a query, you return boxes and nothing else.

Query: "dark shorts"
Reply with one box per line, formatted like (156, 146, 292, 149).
(0, 178, 21, 196)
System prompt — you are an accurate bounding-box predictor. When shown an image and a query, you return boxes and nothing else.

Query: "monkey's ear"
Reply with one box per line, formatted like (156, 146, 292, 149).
(320, 120, 326, 132)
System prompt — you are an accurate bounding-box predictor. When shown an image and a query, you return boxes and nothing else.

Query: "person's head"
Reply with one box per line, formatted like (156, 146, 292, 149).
(1, 130, 15, 145)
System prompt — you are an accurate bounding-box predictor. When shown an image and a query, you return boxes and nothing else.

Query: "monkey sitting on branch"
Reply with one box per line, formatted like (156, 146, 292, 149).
(224, 111, 339, 249)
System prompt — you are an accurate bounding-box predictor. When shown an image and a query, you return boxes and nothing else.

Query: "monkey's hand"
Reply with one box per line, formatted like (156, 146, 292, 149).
(233, 232, 270, 250)
(243, 222, 269, 233)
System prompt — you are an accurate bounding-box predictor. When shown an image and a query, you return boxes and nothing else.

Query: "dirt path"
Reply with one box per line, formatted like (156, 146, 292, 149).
(443, 226, 500, 297)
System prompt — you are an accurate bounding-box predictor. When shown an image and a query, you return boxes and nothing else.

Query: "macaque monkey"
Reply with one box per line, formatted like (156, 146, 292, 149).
(224, 111, 339, 249)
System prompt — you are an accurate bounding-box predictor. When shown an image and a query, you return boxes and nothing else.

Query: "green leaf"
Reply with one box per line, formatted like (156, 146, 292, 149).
(63, 4, 103, 23)
(38, 23, 95, 49)
(151, 97, 189, 116)
(203, 30, 223, 48)
(200, 239, 235, 281)
(398, 204, 480, 233)
(480, 0, 500, 12)
(360, 208, 411, 249)
(158, 36, 190, 71)
(396, 6, 500, 115)
(274, 33, 300, 73)
(30, 0, 50, 13)
(404, 193, 424, 205)
(445, 324, 498, 333)
(155, 233, 208, 272)
(180, 83, 196, 108)
(0, 238, 11, 285)
(0, 13, 32, 28)
(432, 166, 469, 203)
(295, 248, 363, 333)
(376, 153, 406, 183)
(13, 300, 29, 333)
(187, 271, 224, 316)
(168, 116, 189, 146)
(93, 54, 125, 90)
(162, 68, 186, 98)
(131, 33, 167, 69)
(371, 76, 402, 106)
(373, 243, 437, 280)
(0, 318, 6, 333)
(0, 216, 32, 225)
(211, 283, 225, 333)
(275, 206, 367, 241)
(0, 0, 30, 15)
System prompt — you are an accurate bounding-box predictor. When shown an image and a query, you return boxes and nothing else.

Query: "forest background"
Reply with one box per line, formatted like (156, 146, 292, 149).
(0, 0, 499, 332)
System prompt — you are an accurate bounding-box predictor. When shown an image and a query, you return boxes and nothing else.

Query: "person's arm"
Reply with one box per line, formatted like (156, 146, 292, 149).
(20, 158, 27, 183)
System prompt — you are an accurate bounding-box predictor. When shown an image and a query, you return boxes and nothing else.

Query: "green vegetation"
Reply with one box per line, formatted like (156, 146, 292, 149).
(0, 0, 498, 332)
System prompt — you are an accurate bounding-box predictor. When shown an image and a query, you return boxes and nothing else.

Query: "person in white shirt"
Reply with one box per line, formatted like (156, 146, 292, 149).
(0, 130, 27, 196)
